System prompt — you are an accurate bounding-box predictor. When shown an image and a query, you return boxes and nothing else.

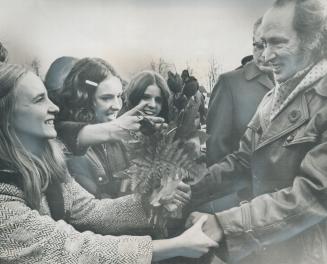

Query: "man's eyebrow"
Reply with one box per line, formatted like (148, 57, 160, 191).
(32, 92, 46, 101)
(268, 36, 288, 41)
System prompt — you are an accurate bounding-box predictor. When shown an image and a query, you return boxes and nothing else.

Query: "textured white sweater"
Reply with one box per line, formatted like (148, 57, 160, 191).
(0, 176, 152, 263)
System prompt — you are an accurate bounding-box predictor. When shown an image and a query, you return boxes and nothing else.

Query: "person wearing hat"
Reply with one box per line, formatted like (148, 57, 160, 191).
(45, 56, 78, 104)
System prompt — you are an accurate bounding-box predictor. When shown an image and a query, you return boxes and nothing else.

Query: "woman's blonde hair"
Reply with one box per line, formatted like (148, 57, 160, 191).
(0, 64, 67, 210)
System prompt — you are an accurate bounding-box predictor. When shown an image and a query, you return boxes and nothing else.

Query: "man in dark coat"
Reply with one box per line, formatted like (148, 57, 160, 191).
(189, 0, 327, 263)
(206, 18, 274, 166)
(201, 18, 274, 213)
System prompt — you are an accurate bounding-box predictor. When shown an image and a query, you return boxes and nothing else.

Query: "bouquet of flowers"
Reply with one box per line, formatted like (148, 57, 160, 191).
(119, 73, 208, 237)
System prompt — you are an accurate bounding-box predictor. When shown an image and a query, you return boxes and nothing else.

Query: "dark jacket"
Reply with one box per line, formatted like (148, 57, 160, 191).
(67, 141, 130, 199)
(201, 72, 327, 263)
(206, 62, 274, 166)
(56, 121, 129, 199)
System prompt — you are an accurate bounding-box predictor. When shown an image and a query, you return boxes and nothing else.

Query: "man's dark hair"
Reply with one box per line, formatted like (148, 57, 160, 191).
(241, 55, 254, 66)
(0, 42, 8, 63)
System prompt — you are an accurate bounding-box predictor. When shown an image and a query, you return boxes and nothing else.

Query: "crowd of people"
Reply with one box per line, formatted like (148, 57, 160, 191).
(1, 0, 327, 263)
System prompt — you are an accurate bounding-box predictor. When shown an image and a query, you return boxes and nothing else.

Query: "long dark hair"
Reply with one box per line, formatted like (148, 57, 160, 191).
(58, 57, 122, 123)
(121, 70, 171, 121)
(0, 64, 67, 210)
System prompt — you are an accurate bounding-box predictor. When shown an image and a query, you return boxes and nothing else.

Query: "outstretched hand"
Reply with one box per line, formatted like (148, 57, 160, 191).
(186, 212, 224, 243)
(176, 215, 219, 258)
(109, 102, 166, 140)
(174, 181, 192, 206)
(119, 101, 166, 130)
(158, 181, 191, 206)
(152, 215, 219, 261)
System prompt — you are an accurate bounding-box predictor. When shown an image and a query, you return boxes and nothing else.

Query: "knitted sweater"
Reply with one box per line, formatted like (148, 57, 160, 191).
(0, 176, 152, 263)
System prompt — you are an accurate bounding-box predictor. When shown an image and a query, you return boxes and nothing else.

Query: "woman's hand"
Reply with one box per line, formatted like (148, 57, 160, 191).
(152, 215, 219, 261)
(157, 181, 191, 208)
(176, 215, 219, 257)
(186, 212, 224, 242)
(77, 102, 166, 146)
(173, 181, 191, 206)
(110, 102, 166, 140)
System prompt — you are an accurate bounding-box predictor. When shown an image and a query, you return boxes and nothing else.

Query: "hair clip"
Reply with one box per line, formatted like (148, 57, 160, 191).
(85, 80, 98, 87)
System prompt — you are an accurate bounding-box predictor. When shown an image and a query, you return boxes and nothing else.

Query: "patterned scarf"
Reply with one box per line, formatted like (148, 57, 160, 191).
(270, 65, 311, 120)
(259, 60, 327, 131)
(270, 59, 327, 121)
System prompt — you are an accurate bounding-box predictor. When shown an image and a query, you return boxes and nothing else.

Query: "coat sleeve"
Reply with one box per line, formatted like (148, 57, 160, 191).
(55, 121, 89, 155)
(192, 122, 252, 203)
(63, 177, 151, 235)
(206, 75, 235, 166)
(215, 132, 327, 262)
(66, 154, 99, 196)
(0, 184, 152, 264)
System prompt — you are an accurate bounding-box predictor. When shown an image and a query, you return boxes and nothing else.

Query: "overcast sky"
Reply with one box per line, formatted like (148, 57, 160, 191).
(0, 0, 274, 89)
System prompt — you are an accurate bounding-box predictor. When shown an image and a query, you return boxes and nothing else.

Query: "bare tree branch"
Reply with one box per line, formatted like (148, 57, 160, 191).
(207, 56, 222, 93)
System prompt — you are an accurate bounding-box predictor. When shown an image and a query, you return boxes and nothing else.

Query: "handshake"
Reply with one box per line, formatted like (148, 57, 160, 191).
(168, 183, 224, 245)
(186, 211, 224, 243)
(162, 183, 226, 261)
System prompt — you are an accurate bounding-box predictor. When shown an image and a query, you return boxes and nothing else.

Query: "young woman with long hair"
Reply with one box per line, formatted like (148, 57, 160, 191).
(0, 63, 217, 263)
(120, 70, 171, 122)
(55, 58, 189, 201)
(55, 57, 132, 198)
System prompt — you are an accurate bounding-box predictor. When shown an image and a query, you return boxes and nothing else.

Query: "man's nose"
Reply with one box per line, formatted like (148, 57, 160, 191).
(263, 45, 276, 63)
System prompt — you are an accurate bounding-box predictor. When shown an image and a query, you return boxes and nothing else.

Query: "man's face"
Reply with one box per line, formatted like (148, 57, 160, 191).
(261, 3, 313, 83)
(253, 28, 271, 73)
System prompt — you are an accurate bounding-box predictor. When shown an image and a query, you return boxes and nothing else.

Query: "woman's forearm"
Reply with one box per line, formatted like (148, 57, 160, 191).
(77, 122, 121, 147)
(152, 237, 184, 261)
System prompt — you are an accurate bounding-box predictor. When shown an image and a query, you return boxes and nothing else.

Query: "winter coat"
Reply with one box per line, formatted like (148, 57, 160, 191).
(199, 62, 273, 214)
(56, 121, 130, 199)
(67, 142, 130, 199)
(206, 61, 274, 166)
(201, 65, 327, 263)
(0, 166, 152, 264)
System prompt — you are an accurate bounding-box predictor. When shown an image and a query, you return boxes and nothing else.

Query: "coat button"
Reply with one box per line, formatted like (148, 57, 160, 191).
(288, 110, 301, 123)
(286, 135, 294, 143)
(240, 200, 249, 205)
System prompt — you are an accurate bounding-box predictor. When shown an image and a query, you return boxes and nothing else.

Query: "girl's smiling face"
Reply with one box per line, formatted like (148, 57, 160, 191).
(139, 84, 163, 116)
(93, 76, 123, 123)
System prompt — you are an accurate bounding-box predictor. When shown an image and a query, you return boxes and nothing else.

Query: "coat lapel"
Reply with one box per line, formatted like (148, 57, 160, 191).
(244, 62, 274, 90)
(255, 93, 310, 151)
(257, 74, 274, 90)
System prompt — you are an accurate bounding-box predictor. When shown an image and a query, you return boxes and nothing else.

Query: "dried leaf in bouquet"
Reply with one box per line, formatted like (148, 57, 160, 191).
(121, 124, 208, 237)
(120, 87, 208, 237)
